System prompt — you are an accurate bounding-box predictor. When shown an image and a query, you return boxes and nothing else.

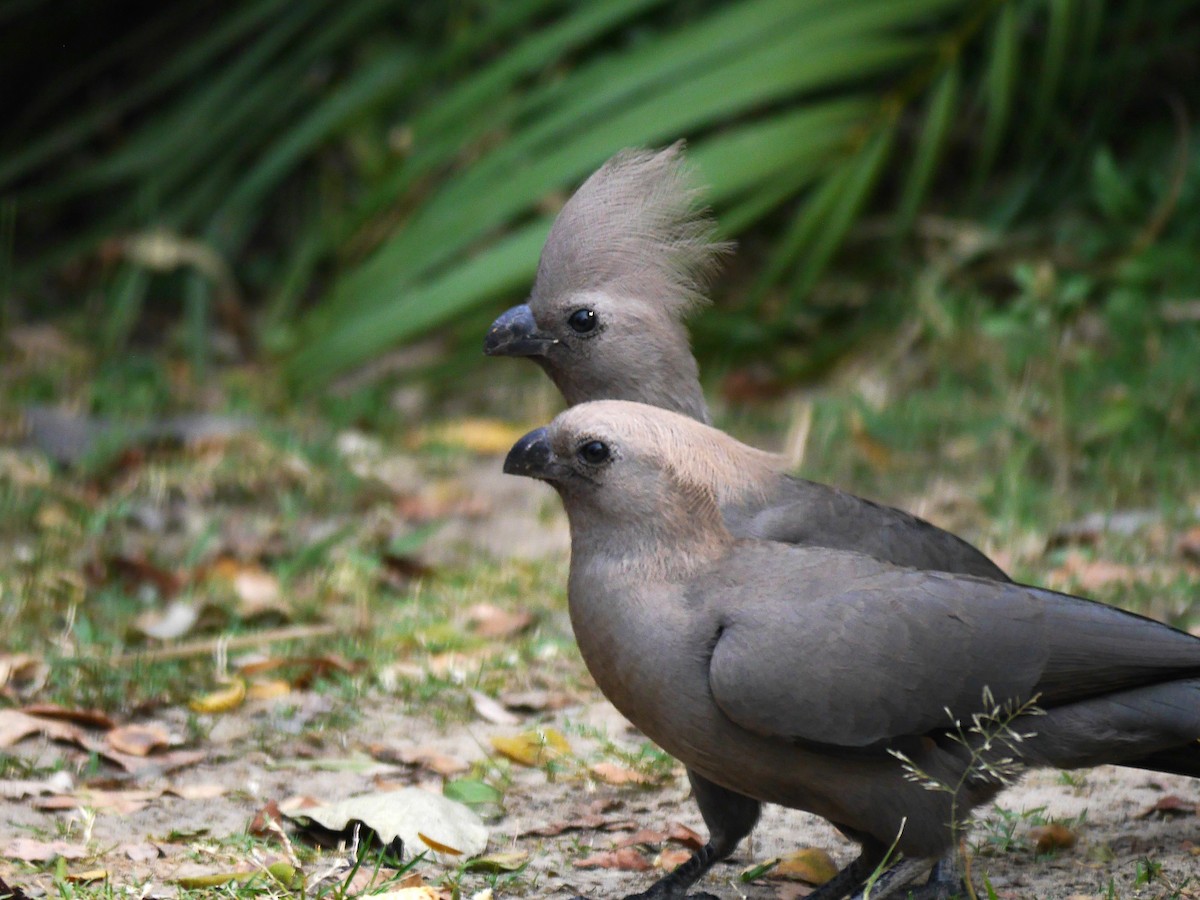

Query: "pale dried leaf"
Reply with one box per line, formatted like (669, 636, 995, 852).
(466, 603, 535, 639)
(470, 691, 520, 726)
(2, 838, 89, 862)
(292, 788, 488, 864)
(136, 601, 199, 641)
(107, 723, 172, 756)
(591, 763, 655, 786)
(574, 848, 651, 871)
(167, 783, 227, 800)
(122, 842, 162, 862)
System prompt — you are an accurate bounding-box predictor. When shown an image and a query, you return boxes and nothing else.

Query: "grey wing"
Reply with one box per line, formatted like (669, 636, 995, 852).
(726, 476, 1009, 582)
(705, 548, 1200, 749)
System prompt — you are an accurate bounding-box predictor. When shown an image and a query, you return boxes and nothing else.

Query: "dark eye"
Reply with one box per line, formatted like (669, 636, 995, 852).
(577, 440, 610, 465)
(567, 308, 597, 334)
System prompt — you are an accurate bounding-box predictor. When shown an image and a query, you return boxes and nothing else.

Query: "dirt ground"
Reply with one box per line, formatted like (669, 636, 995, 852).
(3, 462, 1200, 900)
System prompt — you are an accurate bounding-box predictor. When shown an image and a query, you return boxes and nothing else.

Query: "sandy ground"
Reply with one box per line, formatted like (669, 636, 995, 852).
(4, 466, 1199, 899)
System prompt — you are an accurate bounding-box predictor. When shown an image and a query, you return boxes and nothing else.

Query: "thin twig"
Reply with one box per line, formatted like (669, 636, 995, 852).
(72, 623, 344, 664)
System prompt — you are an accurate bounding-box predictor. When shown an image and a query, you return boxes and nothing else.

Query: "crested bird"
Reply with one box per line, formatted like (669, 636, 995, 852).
(504, 399, 1200, 900)
(484, 144, 1006, 582)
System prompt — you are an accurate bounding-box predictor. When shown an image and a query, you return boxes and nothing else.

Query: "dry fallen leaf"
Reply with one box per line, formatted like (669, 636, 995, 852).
(574, 848, 651, 871)
(247, 679, 292, 701)
(249, 800, 286, 838)
(466, 603, 535, 639)
(290, 788, 488, 864)
(666, 823, 706, 851)
(0, 654, 49, 697)
(591, 763, 655, 787)
(2, 838, 90, 862)
(767, 847, 839, 884)
(1179, 525, 1200, 562)
(135, 600, 200, 641)
(1030, 823, 1078, 853)
(107, 723, 171, 756)
(122, 842, 162, 862)
(470, 691, 521, 726)
(20, 703, 114, 730)
(1137, 794, 1197, 818)
(65, 869, 108, 884)
(189, 678, 247, 713)
(654, 848, 693, 870)
(0, 708, 86, 749)
(167, 782, 227, 801)
(490, 727, 571, 767)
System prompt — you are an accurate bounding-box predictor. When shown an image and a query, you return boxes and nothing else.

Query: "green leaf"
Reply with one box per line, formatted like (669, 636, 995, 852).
(895, 63, 961, 236)
(974, 2, 1019, 186)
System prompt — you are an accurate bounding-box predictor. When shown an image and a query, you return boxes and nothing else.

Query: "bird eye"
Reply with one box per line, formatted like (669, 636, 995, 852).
(567, 308, 597, 334)
(577, 440, 610, 465)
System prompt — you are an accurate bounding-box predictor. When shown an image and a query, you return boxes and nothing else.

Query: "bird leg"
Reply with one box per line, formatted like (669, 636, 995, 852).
(569, 771, 760, 900)
(845, 856, 933, 900)
(799, 836, 891, 900)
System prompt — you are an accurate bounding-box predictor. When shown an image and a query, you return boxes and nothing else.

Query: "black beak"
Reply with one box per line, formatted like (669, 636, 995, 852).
(504, 427, 561, 480)
(484, 304, 556, 357)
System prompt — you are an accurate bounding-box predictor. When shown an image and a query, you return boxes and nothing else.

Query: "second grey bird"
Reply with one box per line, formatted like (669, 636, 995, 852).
(484, 145, 1006, 582)
(504, 400, 1200, 900)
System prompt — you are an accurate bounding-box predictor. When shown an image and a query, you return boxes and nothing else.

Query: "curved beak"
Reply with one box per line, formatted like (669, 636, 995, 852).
(484, 304, 556, 357)
(504, 427, 566, 481)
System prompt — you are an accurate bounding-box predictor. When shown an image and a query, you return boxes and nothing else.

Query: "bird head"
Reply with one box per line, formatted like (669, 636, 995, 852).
(484, 145, 729, 424)
(505, 401, 781, 566)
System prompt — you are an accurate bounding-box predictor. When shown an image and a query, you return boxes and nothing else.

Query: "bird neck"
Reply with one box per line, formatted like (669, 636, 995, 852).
(564, 486, 731, 583)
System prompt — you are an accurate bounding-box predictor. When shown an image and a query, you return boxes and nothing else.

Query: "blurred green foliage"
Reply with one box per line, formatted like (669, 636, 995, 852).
(2, 0, 1199, 390)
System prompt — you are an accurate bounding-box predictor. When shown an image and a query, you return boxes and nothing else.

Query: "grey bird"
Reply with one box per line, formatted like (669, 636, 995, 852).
(484, 144, 1006, 582)
(503, 400, 1200, 900)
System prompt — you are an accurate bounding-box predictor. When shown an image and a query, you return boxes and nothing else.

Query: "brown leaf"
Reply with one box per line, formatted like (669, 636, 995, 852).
(2, 838, 89, 862)
(77, 788, 162, 814)
(466, 603, 535, 639)
(1137, 794, 1197, 818)
(368, 745, 469, 777)
(106, 723, 171, 757)
(1030, 823, 1078, 853)
(666, 823, 706, 851)
(20, 703, 114, 730)
(381, 553, 435, 585)
(655, 848, 693, 870)
(574, 848, 651, 871)
(499, 689, 575, 713)
(592, 763, 655, 786)
(0, 708, 86, 749)
(249, 800, 285, 838)
(102, 554, 184, 597)
(91, 745, 206, 776)
(415, 419, 528, 455)
(1178, 525, 1200, 562)
(617, 828, 668, 847)
(768, 848, 840, 884)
